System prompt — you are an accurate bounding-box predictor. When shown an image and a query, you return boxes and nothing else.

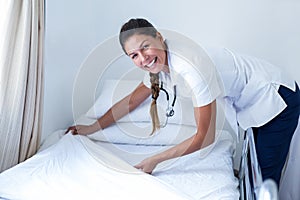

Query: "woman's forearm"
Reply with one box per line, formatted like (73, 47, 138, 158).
(153, 101, 216, 164)
(152, 129, 214, 164)
(93, 95, 134, 130)
(93, 83, 151, 131)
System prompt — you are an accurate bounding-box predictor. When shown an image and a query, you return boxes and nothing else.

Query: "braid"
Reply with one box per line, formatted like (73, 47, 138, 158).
(149, 73, 160, 135)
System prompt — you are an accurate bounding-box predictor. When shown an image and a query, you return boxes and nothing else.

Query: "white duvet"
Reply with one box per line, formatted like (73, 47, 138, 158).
(0, 122, 239, 200)
(0, 134, 189, 200)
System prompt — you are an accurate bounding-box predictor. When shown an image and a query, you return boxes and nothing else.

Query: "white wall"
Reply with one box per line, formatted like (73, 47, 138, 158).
(43, 0, 300, 140)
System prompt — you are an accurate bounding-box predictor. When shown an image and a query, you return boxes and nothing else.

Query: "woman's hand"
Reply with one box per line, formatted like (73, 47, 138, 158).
(65, 124, 99, 135)
(134, 157, 159, 174)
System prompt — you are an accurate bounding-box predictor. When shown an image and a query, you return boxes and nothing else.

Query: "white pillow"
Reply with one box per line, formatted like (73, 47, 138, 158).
(86, 80, 152, 122)
(86, 79, 197, 126)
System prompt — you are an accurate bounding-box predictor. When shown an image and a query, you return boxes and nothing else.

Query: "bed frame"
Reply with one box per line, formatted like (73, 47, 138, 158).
(238, 128, 279, 200)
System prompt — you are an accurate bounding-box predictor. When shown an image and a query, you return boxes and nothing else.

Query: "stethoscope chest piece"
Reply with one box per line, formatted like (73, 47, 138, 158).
(160, 82, 177, 118)
(166, 107, 174, 117)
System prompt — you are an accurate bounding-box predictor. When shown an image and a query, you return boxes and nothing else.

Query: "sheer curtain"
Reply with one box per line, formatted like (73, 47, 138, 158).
(0, 0, 44, 172)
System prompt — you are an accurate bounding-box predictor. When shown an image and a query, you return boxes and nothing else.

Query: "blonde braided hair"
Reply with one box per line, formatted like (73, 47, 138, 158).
(149, 72, 160, 135)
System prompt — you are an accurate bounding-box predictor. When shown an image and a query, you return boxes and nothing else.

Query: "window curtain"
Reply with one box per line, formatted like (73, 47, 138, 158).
(0, 0, 44, 172)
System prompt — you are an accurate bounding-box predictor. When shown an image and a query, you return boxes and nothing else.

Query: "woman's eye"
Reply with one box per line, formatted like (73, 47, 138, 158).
(131, 54, 137, 59)
(143, 45, 149, 49)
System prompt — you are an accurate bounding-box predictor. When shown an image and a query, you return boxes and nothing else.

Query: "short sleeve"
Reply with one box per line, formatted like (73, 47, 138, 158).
(191, 70, 221, 107)
(165, 39, 222, 108)
(170, 57, 222, 107)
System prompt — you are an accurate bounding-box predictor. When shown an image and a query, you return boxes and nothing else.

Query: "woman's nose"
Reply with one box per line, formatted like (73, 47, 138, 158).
(140, 52, 149, 65)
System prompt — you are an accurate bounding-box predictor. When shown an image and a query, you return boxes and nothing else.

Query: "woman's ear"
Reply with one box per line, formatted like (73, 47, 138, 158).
(156, 32, 164, 42)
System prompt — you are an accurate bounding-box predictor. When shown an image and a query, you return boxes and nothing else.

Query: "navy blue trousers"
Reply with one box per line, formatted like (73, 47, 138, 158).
(252, 82, 300, 187)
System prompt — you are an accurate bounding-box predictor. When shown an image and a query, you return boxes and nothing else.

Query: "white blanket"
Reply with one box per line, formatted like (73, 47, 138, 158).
(0, 134, 189, 200)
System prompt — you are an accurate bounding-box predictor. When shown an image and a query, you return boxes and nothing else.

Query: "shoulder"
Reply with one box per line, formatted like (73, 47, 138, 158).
(165, 39, 209, 63)
(167, 39, 218, 86)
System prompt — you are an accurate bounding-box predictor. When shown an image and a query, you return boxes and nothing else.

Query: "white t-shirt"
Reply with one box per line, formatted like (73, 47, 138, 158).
(143, 39, 296, 131)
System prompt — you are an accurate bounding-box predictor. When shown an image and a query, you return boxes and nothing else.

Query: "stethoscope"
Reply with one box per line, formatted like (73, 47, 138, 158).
(159, 81, 177, 127)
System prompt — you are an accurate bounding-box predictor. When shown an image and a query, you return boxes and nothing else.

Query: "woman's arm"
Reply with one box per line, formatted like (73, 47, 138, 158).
(66, 82, 151, 135)
(135, 100, 217, 173)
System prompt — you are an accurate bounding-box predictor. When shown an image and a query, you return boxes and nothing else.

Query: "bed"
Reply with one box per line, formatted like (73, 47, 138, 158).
(0, 78, 280, 200)
(0, 123, 240, 200)
(0, 78, 240, 200)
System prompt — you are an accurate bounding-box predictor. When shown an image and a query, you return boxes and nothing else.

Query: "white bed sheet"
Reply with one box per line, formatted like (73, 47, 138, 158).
(0, 120, 239, 200)
(94, 131, 240, 199)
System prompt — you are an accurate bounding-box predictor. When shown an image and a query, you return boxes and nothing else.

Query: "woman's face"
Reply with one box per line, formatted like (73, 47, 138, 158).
(124, 33, 169, 74)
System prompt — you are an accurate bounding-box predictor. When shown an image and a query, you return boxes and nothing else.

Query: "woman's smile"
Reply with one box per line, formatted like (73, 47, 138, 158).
(145, 57, 157, 68)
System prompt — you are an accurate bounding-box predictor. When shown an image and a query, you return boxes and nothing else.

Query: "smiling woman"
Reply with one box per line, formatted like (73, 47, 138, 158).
(66, 18, 300, 188)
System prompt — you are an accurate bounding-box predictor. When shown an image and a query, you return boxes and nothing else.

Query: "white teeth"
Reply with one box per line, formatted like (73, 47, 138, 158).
(146, 58, 156, 67)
